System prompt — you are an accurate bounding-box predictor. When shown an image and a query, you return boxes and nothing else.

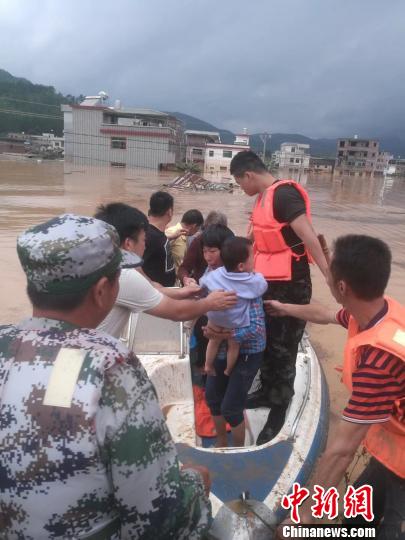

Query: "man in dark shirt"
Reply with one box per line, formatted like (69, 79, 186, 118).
(231, 151, 328, 444)
(143, 191, 176, 287)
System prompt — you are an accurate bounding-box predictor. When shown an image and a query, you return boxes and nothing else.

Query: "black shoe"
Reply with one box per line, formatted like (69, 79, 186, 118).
(246, 389, 270, 409)
(256, 406, 287, 445)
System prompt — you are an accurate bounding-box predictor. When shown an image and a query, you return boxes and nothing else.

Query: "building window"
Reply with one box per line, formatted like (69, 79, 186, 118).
(339, 141, 345, 147)
(111, 137, 127, 150)
(220, 166, 227, 172)
(290, 158, 294, 163)
(291, 147, 296, 152)
(295, 159, 300, 163)
(192, 148, 203, 155)
(223, 150, 232, 158)
(110, 162, 126, 168)
(209, 150, 214, 157)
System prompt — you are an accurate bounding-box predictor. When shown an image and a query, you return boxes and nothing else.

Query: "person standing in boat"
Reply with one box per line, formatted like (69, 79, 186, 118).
(201, 226, 267, 447)
(142, 190, 177, 287)
(269, 235, 404, 537)
(230, 151, 328, 444)
(0, 214, 212, 539)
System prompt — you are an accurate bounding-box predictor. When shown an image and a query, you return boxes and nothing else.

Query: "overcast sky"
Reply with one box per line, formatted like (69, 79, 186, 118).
(1, 0, 404, 138)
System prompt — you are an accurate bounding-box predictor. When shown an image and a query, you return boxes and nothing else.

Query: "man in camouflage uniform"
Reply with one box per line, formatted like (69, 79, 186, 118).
(0, 214, 211, 539)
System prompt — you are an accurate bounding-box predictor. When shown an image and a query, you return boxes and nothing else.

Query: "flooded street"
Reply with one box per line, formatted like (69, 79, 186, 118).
(1, 160, 404, 427)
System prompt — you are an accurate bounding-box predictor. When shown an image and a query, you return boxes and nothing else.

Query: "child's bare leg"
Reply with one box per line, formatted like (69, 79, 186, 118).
(224, 338, 240, 376)
(204, 323, 224, 376)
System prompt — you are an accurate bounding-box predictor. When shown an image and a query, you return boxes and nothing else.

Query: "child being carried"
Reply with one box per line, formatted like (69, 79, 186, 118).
(200, 236, 268, 376)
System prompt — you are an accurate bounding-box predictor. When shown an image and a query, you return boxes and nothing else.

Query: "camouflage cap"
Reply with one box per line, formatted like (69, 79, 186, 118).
(17, 213, 141, 294)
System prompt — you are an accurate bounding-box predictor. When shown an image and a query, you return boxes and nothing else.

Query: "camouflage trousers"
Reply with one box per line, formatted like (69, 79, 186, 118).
(261, 276, 312, 407)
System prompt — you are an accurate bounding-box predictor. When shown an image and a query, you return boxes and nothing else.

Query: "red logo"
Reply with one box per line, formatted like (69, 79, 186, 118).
(311, 485, 339, 520)
(343, 484, 374, 522)
(281, 482, 310, 523)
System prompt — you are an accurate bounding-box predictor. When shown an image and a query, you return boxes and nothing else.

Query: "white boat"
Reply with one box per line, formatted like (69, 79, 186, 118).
(126, 312, 329, 539)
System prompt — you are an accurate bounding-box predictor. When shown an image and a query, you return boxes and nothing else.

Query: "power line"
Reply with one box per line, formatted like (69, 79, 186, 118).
(0, 96, 65, 109)
(0, 107, 62, 120)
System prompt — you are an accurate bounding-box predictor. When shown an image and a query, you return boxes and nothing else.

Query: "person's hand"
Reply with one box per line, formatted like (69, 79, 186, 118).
(263, 299, 288, 316)
(183, 276, 198, 287)
(207, 290, 237, 311)
(202, 324, 233, 340)
(181, 464, 211, 496)
(177, 283, 201, 298)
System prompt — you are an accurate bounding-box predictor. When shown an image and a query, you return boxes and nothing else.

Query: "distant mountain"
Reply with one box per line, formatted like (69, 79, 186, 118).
(169, 111, 235, 144)
(169, 112, 338, 157)
(170, 112, 405, 158)
(1, 69, 403, 157)
(0, 68, 31, 85)
(0, 69, 83, 136)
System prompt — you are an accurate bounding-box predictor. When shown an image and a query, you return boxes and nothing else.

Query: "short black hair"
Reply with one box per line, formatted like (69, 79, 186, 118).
(181, 209, 204, 226)
(221, 237, 253, 272)
(26, 271, 120, 311)
(331, 235, 391, 300)
(230, 151, 267, 177)
(95, 202, 148, 244)
(149, 191, 174, 217)
(201, 224, 234, 249)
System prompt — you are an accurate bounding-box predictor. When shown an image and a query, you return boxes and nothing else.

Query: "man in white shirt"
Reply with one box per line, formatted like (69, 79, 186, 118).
(95, 203, 237, 339)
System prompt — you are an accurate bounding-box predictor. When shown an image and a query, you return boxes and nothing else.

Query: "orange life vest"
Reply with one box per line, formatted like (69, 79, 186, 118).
(342, 297, 405, 478)
(251, 179, 312, 281)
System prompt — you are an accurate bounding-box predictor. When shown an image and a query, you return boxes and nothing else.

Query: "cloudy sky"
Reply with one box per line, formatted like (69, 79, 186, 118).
(1, 0, 404, 137)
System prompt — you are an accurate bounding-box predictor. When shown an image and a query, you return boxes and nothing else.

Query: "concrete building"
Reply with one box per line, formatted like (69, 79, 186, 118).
(308, 157, 335, 173)
(374, 151, 394, 176)
(62, 94, 183, 169)
(386, 158, 405, 177)
(273, 142, 310, 170)
(29, 133, 65, 153)
(335, 137, 382, 177)
(185, 130, 220, 165)
(204, 131, 250, 179)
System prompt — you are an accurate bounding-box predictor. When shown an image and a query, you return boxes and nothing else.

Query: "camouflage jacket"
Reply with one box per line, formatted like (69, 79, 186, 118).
(0, 317, 211, 539)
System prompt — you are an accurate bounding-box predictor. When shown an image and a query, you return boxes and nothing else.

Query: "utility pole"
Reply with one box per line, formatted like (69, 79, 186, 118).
(260, 132, 270, 161)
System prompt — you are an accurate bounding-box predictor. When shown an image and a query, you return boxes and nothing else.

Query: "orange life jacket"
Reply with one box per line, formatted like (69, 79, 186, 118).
(251, 179, 312, 281)
(342, 297, 405, 478)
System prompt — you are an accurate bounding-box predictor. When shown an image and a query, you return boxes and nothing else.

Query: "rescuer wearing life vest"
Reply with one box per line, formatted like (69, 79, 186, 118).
(230, 151, 329, 444)
(268, 235, 404, 537)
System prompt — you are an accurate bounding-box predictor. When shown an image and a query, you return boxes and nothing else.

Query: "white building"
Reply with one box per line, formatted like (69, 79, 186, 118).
(185, 130, 221, 165)
(62, 94, 183, 169)
(273, 142, 310, 169)
(204, 130, 250, 179)
(30, 133, 65, 152)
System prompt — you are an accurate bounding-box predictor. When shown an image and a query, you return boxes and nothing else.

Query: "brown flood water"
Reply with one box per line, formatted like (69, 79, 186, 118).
(1, 160, 404, 449)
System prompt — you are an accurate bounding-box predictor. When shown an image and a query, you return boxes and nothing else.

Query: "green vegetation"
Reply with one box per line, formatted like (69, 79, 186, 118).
(0, 69, 83, 136)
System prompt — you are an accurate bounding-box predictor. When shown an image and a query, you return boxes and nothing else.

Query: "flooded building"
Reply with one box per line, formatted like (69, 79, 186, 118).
(29, 133, 64, 153)
(334, 137, 390, 177)
(273, 142, 310, 170)
(185, 130, 221, 166)
(386, 158, 405, 177)
(309, 157, 335, 173)
(204, 130, 250, 179)
(62, 94, 183, 169)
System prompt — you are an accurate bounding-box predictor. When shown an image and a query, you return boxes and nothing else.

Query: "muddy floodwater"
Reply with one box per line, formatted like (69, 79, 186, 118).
(1, 160, 404, 446)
